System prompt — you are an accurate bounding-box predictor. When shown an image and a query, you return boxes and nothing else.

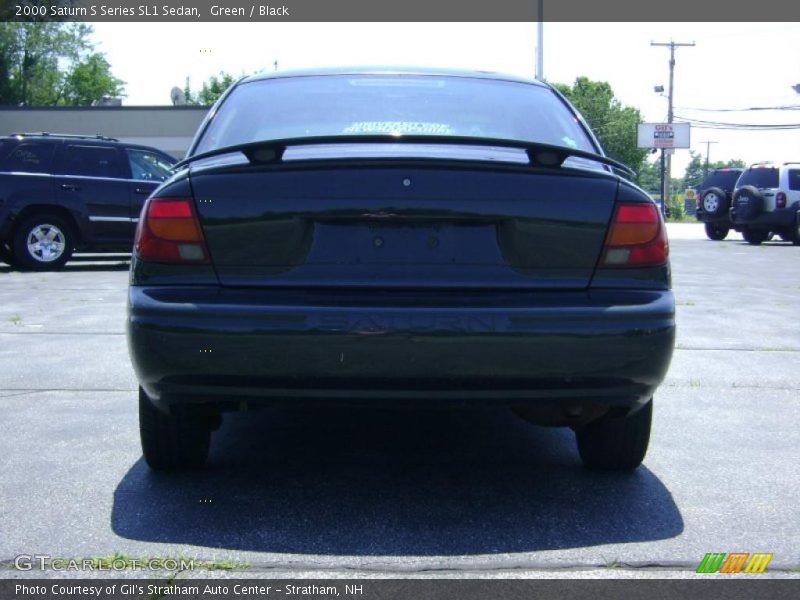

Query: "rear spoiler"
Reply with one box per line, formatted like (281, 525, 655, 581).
(174, 134, 635, 178)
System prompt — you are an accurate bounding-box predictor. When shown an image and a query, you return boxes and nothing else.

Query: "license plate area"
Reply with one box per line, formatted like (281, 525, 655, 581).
(309, 222, 504, 265)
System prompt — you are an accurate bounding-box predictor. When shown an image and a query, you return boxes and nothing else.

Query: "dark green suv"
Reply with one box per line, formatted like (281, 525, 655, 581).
(694, 167, 744, 240)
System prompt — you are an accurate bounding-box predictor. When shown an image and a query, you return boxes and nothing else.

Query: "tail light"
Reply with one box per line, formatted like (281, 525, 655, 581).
(776, 192, 787, 209)
(696, 193, 703, 210)
(600, 202, 668, 268)
(134, 197, 210, 264)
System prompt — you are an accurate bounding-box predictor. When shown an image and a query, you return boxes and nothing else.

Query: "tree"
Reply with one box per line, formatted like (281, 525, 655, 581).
(552, 77, 648, 174)
(682, 152, 706, 190)
(636, 156, 661, 195)
(681, 150, 747, 190)
(62, 53, 124, 106)
(184, 72, 238, 106)
(0, 23, 124, 106)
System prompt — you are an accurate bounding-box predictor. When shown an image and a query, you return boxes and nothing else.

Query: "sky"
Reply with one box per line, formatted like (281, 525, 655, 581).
(90, 22, 800, 176)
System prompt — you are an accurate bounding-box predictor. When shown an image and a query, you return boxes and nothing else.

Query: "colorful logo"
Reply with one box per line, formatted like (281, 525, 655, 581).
(696, 552, 773, 574)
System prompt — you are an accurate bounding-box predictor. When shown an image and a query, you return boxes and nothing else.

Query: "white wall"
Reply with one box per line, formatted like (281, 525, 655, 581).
(0, 107, 210, 158)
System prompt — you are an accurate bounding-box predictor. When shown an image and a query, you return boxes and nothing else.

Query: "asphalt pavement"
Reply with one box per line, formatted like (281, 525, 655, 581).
(0, 224, 798, 579)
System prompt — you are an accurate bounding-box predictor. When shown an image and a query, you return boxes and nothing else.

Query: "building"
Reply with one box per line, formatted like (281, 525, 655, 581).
(0, 106, 210, 158)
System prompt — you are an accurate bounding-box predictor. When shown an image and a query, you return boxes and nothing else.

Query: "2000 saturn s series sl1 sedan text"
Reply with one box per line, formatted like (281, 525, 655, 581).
(126, 68, 675, 472)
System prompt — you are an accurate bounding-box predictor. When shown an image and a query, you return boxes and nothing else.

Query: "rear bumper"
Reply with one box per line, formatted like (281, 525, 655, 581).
(731, 207, 798, 229)
(127, 286, 675, 409)
(695, 209, 730, 225)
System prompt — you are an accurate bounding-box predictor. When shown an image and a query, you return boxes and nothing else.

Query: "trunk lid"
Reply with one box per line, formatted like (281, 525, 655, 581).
(190, 162, 618, 289)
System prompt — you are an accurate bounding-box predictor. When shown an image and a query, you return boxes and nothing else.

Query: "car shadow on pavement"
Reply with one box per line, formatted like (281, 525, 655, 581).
(111, 407, 683, 555)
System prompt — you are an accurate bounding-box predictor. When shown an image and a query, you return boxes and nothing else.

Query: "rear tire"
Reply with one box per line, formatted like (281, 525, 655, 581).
(790, 214, 800, 246)
(12, 213, 74, 270)
(575, 399, 652, 471)
(742, 228, 768, 246)
(0, 243, 14, 266)
(704, 222, 729, 241)
(732, 186, 764, 221)
(139, 387, 211, 471)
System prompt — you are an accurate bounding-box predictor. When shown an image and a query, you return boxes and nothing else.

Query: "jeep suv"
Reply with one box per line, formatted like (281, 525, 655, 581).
(730, 163, 800, 245)
(694, 167, 744, 240)
(0, 133, 176, 269)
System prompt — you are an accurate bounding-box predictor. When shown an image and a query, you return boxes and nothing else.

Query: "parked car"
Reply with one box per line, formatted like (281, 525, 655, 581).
(0, 133, 176, 269)
(730, 162, 800, 245)
(127, 68, 675, 472)
(693, 167, 744, 240)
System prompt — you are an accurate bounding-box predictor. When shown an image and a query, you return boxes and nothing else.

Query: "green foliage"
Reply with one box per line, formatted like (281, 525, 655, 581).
(683, 152, 705, 190)
(682, 150, 747, 190)
(636, 157, 661, 195)
(62, 54, 123, 105)
(552, 77, 648, 174)
(0, 23, 124, 106)
(184, 72, 238, 106)
(667, 195, 686, 221)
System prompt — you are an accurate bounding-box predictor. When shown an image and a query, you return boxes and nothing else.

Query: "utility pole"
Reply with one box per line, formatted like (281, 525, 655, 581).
(535, 0, 544, 80)
(700, 140, 718, 178)
(651, 40, 695, 211)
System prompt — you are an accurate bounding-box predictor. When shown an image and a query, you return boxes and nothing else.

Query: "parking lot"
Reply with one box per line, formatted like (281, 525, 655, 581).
(0, 222, 798, 579)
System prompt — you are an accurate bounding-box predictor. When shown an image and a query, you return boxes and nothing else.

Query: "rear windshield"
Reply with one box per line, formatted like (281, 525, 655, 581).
(702, 170, 742, 190)
(737, 167, 779, 189)
(194, 75, 596, 155)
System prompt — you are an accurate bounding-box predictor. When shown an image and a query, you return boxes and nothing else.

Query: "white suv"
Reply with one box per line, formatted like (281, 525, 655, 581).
(730, 162, 800, 245)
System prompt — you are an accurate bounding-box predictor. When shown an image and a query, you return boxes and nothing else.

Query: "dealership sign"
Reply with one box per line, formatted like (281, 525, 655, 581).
(637, 123, 691, 149)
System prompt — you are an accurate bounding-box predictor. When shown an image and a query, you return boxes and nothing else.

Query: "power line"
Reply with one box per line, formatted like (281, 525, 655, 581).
(674, 116, 800, 130)
(680, 124, 800, 130)
(675, 105, 800, 112)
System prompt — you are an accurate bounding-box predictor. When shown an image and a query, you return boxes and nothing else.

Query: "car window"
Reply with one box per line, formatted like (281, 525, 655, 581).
(55, 145, 122, 178)
(1, 142, 56, 173)
(194, 75, 597, 156)
(127, 149, 175, 181)
(736, 168, 779, 189)
(703, 170, 741, 190)
(788, 169, 800, 191)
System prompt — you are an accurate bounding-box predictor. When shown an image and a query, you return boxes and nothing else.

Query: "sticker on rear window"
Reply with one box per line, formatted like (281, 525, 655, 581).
(561, 136, 578, 149)
(343, 121, 454, 135)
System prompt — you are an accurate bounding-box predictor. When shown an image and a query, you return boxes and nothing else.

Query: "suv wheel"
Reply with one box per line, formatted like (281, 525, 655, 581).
(575, 399, 652, 471)
(12, 214, 74, 270)
(139, 387, 212, 471)
(704, 222, 729, 241)
(702, 187, 728, 217)
(742, 228, 768, 246)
